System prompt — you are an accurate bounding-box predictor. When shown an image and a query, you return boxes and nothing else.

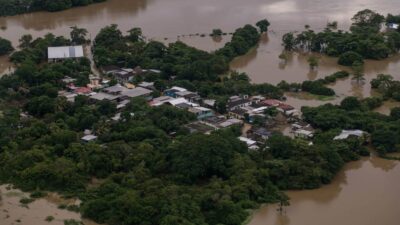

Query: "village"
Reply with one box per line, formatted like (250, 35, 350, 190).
(50, 45, 367, 149)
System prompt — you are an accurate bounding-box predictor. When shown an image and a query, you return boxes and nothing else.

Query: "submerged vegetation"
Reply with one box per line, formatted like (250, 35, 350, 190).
(282, 9, 400, 66)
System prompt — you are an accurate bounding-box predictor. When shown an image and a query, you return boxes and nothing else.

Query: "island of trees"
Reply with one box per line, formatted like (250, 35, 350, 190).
(0, 13, 398, 225)
(0, 0, 107, 16)
(282, 9, 400, 67)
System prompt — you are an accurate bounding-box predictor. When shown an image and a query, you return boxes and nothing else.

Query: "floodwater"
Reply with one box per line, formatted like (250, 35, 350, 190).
(0, 0, 399, 102)
(248, 156, 400, 225)
(1, 1, 400, 224)
(0, 185, 97, 225)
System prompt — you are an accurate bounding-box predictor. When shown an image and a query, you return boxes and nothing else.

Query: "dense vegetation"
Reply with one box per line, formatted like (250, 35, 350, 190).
(370, 74, 400, 101)
(282, 9, 400, 66)
(0, 37, 14, 55)
(278, 71, 350, 96)
(302, 98, 400, 156)
(0, 0, 107, 16)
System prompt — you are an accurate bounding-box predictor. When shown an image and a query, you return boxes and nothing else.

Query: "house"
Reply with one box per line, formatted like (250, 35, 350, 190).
(90, 85, 153, 102)
(88, 74, 101, 88)
(48, 46, 84, 62)
(164, 86, 188, 98)
(294, 129, 314, 139)
(61, 76, 76, 84)
(175, 91, 202, 103)
(74, 87, 92, 95)
(114, 68, 135, 83)
(81, 134, 98, 142)
(185, 121, 216, 134)
(262, 99, 282, 107)
(334, 130, 366, 141)
(90, 92, 120, 102)
(238, 137, 259, 150)
(388, 23, 399, 30)
(150, 96, 175, 106)
(227, 96, 252, 111)
(218, 118, 243, 128)
(188, 106, 214, 120)
(203, 99, 216, 108)
(120, 87, 153, 101)
(202, 116, 243, 129)
(101, 65, 121, 75)
(247, 127, 272, 142)
(58, 91, 77, 102)
(138, 82, 155, 90)
(228, 108, 247, 119)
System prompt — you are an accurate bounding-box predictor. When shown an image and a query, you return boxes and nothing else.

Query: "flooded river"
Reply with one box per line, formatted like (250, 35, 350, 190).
(1, 1, 400, 224)
(249, 156, 400, 225)
(0, 185, 97, 225)
(1, 0, 400, 99)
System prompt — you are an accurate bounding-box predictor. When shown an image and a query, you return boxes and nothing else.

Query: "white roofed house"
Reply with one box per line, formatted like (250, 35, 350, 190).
(48, 46, 84, 63)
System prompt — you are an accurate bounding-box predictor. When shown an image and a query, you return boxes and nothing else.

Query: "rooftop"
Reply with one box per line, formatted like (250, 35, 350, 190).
(48, 46, 84, 59)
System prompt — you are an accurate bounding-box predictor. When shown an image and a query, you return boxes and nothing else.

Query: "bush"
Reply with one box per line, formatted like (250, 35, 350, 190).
(301, 80, 335, 96)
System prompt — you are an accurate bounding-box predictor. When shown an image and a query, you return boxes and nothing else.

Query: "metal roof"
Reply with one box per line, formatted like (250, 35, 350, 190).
(48, 46, 84, 59)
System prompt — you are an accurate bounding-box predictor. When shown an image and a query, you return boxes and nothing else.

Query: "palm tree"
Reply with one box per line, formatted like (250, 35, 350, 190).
(70, 26, 88, 44)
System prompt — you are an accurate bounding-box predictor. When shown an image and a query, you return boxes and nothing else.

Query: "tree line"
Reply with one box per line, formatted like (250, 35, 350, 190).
(0, 0, 107, 16)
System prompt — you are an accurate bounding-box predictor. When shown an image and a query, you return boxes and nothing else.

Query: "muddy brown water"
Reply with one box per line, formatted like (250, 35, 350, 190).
(0, 185, 98, 225)
(248, 156, 400, 225)
(1, 1, 400, 224)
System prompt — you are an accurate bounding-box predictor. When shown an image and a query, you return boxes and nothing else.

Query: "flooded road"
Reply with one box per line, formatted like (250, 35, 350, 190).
(248, 156, 400, 225)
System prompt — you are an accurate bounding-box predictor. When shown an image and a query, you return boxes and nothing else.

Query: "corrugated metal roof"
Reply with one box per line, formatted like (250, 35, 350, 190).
(48, 46, 84, 59)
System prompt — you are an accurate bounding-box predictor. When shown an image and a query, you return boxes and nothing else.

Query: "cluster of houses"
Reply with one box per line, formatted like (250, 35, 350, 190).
(47, 46, 368, 147)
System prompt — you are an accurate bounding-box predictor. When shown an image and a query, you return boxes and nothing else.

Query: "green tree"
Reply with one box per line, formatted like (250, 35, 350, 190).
(0, 37, 13, 55)
(70, 26, 88, 44)
(256, 19, 270, 33)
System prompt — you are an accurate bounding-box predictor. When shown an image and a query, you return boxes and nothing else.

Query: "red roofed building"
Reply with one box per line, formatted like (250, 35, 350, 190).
(262, 99, 282, 107)
(74, 87, 92, 95)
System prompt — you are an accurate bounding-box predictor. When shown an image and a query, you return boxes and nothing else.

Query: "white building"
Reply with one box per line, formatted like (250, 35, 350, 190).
(48, 46, 84, 62)
(334, 130, 365, 140)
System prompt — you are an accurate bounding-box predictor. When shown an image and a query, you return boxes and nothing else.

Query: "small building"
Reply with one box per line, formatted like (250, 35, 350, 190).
(238, 137, 259, 150)
(81, 134, 98, 142)
(262, 99, 282, 107)
(218, 118, 243, 128)
(227, 96, 252, 111)
(228, 108, 247, 120)
(164, 86, 188, 98)
(48, 46, 84, 63)
(334, 130, 366, 141)
(387, 23, 399, 30)
(138, 82, 155, 90)
(114, 68, 135, 83)
(188, 106, 214, 120)
(247, 127, 272, 142)
(185, 121, 216, 134)
(175, 91, 202, 103)
(294, 129, 314, 139)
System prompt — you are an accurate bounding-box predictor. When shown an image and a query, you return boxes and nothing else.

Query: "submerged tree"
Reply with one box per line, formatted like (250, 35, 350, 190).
(352, 61, 365, 84)
(256, 19, 271, 33)
(308, 55, 319, 70)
